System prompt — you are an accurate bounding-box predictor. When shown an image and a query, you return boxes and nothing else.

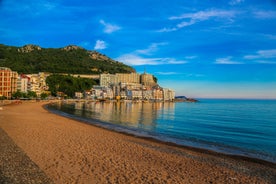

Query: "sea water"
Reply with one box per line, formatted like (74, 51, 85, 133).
(47, 99, 276, 163)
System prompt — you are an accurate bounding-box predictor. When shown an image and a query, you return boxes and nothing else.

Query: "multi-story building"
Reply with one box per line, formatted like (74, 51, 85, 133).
(115, 73, 140, 84)
(126, 90, 143, 100)
(17, 74, 30, 93)
(120, 82, 142, 90)
(142, 90, 153, 100)
(163, 88, 175, 101)
(100, 73, 140, 86)
(140, 72, 156, 87)
(0, 67, 18, 99)
(26, 72, 49, 96)
(91, 86, 114, 99)
(100, 74, 117, 86)
(152, 87, 163, 101)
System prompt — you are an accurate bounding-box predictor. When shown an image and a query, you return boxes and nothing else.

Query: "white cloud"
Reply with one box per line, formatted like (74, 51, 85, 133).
(157, 28, 177, 33)
(136, 42, 167, 55)
(253, 11, 276, 19)
(94, 40, 107, 50)
(155, 72, 180, 75)
(169, 10, 236, 21)
(116, 43, 187, 65)
(100, 20, 121, 33)
(229, 0, 244, 5)
(254, 60, 276, 64)
(116, 54, 160, 65)
(116, 54, 186, 66)
(159, 9, 237, 32)
(244, 49, 276, 59)
(166, 58, 187, 64)
(262, 34, 276, 40)
(176, 20, 196, 29)
(215, 56, 243, 64)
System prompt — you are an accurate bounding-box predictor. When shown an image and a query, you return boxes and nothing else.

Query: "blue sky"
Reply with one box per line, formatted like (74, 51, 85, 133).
(1, 0, 276, 98)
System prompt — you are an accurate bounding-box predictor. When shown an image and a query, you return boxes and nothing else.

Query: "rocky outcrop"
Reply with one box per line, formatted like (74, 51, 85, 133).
(88, 51, 110, 61)
(18, 44, 42, 53)
(62, 45, 84, 51)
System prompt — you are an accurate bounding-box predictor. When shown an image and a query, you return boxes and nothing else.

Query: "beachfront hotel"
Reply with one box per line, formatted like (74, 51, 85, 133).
(0, 67, 18, 99)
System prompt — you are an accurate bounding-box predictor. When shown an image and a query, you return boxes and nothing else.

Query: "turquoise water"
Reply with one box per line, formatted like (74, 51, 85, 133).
(48, 99, 276, 163)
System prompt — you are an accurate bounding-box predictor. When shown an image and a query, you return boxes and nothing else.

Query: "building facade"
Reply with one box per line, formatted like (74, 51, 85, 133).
(93, 72, 174, 101)
(26, 72, 49, 96)
(140, 73, 156, 87)
(0, 67, 18, 99)
(17, 74, 30, 93)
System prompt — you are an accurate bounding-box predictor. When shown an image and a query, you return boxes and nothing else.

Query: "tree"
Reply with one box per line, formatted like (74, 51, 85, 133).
(40, 93, 49, 100)
(12, 90, 24, 99)
(27, 91, 37, 98)
(0, 96, 7, 100)
(0, 44, 135, 74)
(46, 74, 96, 98)
(153, 75, 158, 83)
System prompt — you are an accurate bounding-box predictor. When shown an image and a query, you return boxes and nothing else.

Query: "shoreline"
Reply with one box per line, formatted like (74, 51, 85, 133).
(0, 101, 275, 183)
(45, 101, 276, 165)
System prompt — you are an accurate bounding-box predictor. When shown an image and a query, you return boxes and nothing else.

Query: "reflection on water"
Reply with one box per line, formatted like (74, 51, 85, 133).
(71, 101, 175, 131)
(48, 99, 276, 163)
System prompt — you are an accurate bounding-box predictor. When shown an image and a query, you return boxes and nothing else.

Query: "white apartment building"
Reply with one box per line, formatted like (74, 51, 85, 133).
(17, 75, 29, 93)
(163, 88, 175, 101)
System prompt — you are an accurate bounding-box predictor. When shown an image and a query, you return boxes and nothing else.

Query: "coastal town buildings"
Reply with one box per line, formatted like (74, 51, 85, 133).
(0, 66, 175, 101)
(26, 72, 50, 96)
(0, 68, 51, 99)
(92, 72, 175, 101)
(0, 67, 18, 99)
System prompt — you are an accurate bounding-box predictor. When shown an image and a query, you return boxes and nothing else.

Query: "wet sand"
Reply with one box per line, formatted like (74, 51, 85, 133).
(0, 101, 275, 183)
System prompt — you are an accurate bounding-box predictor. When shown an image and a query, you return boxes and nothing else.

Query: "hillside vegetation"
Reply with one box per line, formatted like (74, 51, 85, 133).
(0, 44, 135, 74)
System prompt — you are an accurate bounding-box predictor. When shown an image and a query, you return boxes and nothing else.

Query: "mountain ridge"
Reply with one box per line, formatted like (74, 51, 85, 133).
(0, 44, 135, 74)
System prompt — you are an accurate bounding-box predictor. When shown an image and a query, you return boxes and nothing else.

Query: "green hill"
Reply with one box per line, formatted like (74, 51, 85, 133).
(0, 44, 135, 74)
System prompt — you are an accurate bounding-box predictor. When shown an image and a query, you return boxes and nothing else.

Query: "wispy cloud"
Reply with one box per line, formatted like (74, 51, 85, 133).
(116, 54, 186, 66)
(116, 43, 187, 65)
(158, 9, 238, 32)
(229, 0, 244, 6)
(94, 40, 107, 50)
(215, 56, 243, 64)
(244, 49, 276, 59)
(185, 73, 205, 78)
(116, 54, 160, 65)
(100, 20, 121, 33)
(253, 10, 276, 19)
(262, 34, 276, 40)
(155, 72, 180, 75)
(254, 60, 276, 64)
(136, 42, 168, 55)
(169, 9, 236, 20)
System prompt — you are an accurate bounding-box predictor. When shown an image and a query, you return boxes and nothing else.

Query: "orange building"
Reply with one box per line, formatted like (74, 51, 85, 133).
(0, 67, 18, 99)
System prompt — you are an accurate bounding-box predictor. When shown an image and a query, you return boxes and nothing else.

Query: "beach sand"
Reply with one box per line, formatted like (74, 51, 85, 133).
(0, 101, 275, 183)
